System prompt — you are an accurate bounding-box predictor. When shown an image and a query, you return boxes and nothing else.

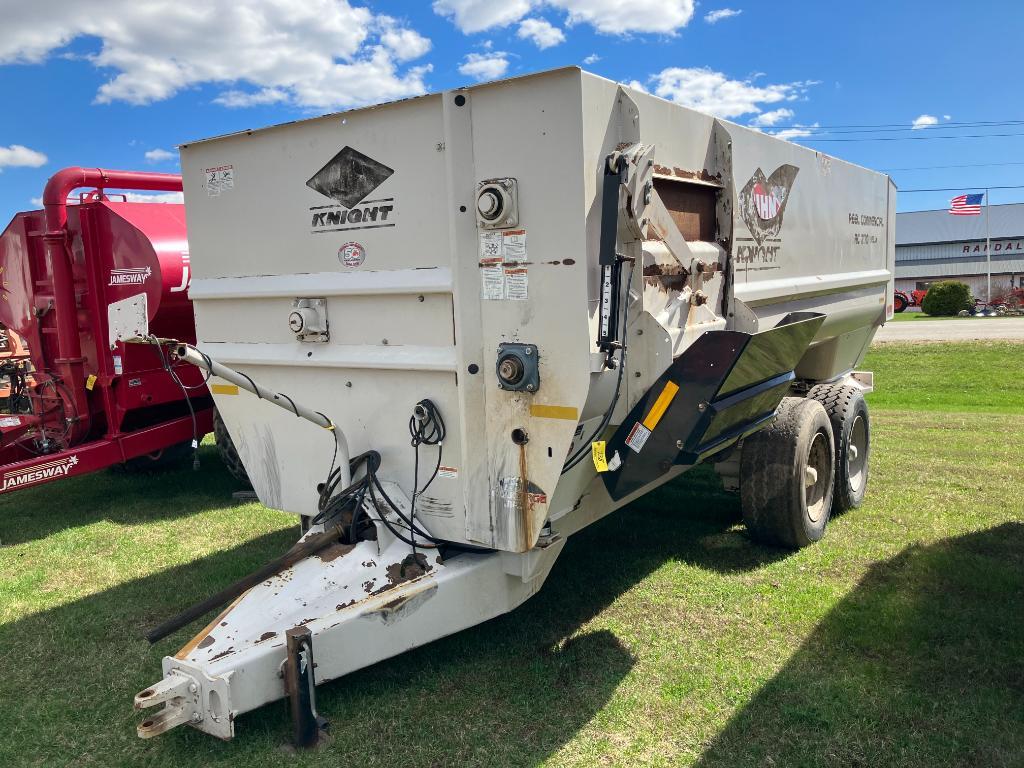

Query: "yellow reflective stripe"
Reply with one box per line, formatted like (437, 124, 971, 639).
(529, 404, 579, 421)
(642, 381, 679, 431)
(211, 383, 240, 395)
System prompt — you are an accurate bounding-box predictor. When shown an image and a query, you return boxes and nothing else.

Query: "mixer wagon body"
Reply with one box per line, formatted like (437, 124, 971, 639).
(135, 68, 895, 740)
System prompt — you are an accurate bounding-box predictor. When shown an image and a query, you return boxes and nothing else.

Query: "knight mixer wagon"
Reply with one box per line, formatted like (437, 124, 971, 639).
(132, 68, 895, 742)
(0, 168, 246, 494)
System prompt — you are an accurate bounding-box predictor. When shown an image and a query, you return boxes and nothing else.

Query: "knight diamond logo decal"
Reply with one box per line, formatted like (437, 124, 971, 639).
(739, 164, 799, 247)
(306, 146, 394, 208)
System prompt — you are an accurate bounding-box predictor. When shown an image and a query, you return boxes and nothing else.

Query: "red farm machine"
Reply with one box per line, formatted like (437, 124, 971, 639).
(0, 167, 239, 495)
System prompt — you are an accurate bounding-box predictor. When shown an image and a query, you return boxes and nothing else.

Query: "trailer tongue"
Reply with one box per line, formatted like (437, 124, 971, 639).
(134, 68, 894, 742)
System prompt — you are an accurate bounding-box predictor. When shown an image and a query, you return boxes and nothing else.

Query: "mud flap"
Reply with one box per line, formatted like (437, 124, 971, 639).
(602, 311, 825, 501)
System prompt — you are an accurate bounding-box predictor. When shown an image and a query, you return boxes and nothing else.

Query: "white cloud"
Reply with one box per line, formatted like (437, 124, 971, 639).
(644, 67, 815, 119)
(704, 8, 741, 23)
(433, 0, 533, 33)
(749, 107, 794, 128)
(378, 16, 432, 61)
(459, 52, 509, 81)
(943, 114, 952, 121)
(435, 0, 694, 35)
(0, 144, 48, 170)
(583, 53, 600, 65)
(517, 18, 565, 48)
(552, 0, 694, 33)
(30, 191, 183, 206)
(773, 123, 819, 142)
(144, 148, 175, 163)
(213, 88, 289, 108)
(911, 114, 939, 130)
(0, 1, 432, 110)
(124, 191, 185, 203)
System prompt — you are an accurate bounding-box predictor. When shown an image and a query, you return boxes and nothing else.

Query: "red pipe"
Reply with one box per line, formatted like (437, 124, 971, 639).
(40, 167, 184, 442)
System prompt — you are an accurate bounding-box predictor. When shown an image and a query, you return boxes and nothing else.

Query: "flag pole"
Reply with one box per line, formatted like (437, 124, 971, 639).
(985, 188, 991, 305)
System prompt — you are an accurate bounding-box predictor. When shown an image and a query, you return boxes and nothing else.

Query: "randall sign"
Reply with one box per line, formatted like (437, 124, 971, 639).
(1, 454, 79, 492)
(963, 240, 1024, 253)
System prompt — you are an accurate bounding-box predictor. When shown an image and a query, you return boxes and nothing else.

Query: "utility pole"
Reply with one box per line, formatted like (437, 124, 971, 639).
(985, 188, 991, 304)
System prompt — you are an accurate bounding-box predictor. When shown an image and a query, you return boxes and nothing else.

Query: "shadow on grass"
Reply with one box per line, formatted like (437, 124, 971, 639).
(0, 464, 778, 767)
(0, 444, 248, 545)
(697, 522, 1024, 768)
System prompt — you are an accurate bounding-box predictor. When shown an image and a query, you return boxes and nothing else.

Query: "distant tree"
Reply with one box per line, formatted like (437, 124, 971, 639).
(921, 281, 973, 316)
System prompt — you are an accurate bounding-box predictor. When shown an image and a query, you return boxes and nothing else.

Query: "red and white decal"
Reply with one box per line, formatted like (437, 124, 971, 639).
(109, 267, 152, 286)
(170, 252, 191, 293)
(338, 241, 366, 268)
(624, 422, 652, 454)
(1, 455, 79, 493)
(753, 182, 781, 220)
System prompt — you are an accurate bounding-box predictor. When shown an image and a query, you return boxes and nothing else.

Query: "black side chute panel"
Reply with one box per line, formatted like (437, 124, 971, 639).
(602, 312, 825, 501)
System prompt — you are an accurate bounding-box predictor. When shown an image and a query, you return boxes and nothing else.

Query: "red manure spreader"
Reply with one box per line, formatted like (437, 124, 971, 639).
(0, 167, 219, 495)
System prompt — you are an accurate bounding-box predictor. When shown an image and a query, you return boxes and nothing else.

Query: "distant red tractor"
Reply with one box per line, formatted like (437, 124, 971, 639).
(893, 289, 927, 313)
(0, 167, 237, 495)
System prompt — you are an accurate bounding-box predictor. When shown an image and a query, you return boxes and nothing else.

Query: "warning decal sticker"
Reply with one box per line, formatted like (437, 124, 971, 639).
(624, 422, 652, 454)
(479, 229, 529, 300)
(205, 165, 234, 197)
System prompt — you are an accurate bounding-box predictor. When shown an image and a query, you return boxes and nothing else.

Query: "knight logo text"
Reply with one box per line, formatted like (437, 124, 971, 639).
(307, 146, 396, 234)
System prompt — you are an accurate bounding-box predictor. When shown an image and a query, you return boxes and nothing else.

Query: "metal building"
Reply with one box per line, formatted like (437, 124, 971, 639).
(896, 203, 1024, 299)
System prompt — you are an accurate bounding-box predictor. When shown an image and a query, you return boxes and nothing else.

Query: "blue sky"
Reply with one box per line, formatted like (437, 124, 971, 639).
(1, 0, 1021, 224)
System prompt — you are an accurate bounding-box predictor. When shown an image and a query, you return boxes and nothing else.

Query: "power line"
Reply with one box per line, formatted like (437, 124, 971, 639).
(882, 161, 1024, 172)
(770, 119, 1024, 132)
(790, 121, 1024, 137)
(801, 131, 1024, 143)
(898, 184, 1024, 193)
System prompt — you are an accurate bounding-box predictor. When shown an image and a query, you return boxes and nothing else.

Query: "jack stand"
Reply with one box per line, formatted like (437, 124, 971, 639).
(284, 626, 328, 748)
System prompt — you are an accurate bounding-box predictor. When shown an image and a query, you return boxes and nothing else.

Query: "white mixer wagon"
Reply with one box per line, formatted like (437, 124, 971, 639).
(133, 67, 895, 742)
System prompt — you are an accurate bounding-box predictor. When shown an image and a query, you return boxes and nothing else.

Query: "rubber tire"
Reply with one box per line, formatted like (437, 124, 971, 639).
(117, 440, 193, 473)
(807, 383, 870, 513)
(893, 293, 907, 313)
(214, 410, 251, 485)
(740, 396, 836, 548)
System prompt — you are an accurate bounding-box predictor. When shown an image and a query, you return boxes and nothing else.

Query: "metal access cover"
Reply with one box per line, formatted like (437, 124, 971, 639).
(108, 293, 149, 347)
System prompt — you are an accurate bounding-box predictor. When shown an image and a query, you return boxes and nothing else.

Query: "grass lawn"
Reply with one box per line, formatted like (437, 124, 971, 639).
(1, 342, 1021, 767)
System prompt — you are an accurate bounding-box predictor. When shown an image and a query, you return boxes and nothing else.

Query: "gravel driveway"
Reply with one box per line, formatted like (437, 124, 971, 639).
(874, 317, 1024, 343)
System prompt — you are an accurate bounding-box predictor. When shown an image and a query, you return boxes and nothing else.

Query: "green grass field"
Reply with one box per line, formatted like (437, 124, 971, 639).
(1, 342, 1021, 767)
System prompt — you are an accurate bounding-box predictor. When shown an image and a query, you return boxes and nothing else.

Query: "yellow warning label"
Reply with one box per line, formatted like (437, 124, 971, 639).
(211, 383, 240, 395)
(529, 404, 579, 421)
(85, 375, 97, 391)
(592, 441, 609, 472)
(643, 381, 680, 431)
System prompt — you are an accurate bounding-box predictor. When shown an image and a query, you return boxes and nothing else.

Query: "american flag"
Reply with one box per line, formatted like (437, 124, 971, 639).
(949, 193, 984, 216)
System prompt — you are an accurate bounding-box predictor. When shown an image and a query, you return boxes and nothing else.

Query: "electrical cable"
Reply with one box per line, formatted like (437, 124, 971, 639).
(407, 399, 446, 556)
(148, 335, 200, 469)
(562, 265, 634, 474)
